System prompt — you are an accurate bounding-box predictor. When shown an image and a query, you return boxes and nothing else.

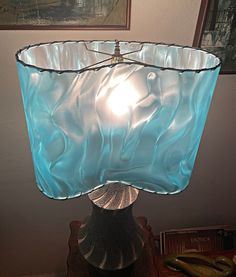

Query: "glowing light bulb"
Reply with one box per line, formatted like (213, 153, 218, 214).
(107, 82, 140, 116)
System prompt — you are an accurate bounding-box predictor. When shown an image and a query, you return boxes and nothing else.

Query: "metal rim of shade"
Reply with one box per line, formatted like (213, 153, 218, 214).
(15, 39, 222, 74)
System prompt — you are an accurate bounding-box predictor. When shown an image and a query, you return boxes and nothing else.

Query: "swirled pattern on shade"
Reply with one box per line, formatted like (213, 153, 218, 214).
(16, 41, 221, 199)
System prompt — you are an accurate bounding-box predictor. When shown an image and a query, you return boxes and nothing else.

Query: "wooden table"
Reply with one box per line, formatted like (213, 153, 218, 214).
(67, 218, 236, 276)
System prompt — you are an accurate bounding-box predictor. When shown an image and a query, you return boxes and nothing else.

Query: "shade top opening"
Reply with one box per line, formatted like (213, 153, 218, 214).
(16, 40, 221, 74)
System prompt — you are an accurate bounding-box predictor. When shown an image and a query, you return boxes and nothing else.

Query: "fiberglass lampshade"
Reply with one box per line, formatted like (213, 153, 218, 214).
(16, 40, 221, 199)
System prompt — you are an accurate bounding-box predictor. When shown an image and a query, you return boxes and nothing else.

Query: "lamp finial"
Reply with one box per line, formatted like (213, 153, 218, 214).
(111, 40, 124, 64)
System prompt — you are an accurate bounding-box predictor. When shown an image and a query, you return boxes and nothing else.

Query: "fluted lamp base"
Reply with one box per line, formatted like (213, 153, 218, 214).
(78, 182, 145, 271)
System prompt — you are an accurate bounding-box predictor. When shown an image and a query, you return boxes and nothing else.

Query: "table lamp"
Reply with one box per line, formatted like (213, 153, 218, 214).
(16, 40, 221, 271)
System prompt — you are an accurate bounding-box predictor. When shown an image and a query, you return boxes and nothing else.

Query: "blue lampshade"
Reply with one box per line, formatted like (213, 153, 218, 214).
(16, 40, 221, 199)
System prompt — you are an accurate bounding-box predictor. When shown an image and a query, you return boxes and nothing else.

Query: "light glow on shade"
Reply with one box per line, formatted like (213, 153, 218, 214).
(107, 82, 140, 116)
(15, 40, 221, 199)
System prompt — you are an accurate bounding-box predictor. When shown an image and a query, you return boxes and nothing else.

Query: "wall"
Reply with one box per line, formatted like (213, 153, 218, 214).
(0, 0, 235, 276)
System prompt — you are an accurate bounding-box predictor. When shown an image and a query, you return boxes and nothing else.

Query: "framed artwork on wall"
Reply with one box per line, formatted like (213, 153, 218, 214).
(193, 0, 236, 74)
(0, 0, 131, 30)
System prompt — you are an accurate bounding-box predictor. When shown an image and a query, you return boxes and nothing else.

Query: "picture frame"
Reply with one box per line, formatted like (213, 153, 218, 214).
(193, 0, 236, 74)
(0, 0, 131, 30)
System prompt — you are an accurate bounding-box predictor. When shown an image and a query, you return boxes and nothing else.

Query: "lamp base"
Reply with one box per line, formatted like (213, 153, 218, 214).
(78, 183, 144, 270)
(67, 217, 159, 276)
